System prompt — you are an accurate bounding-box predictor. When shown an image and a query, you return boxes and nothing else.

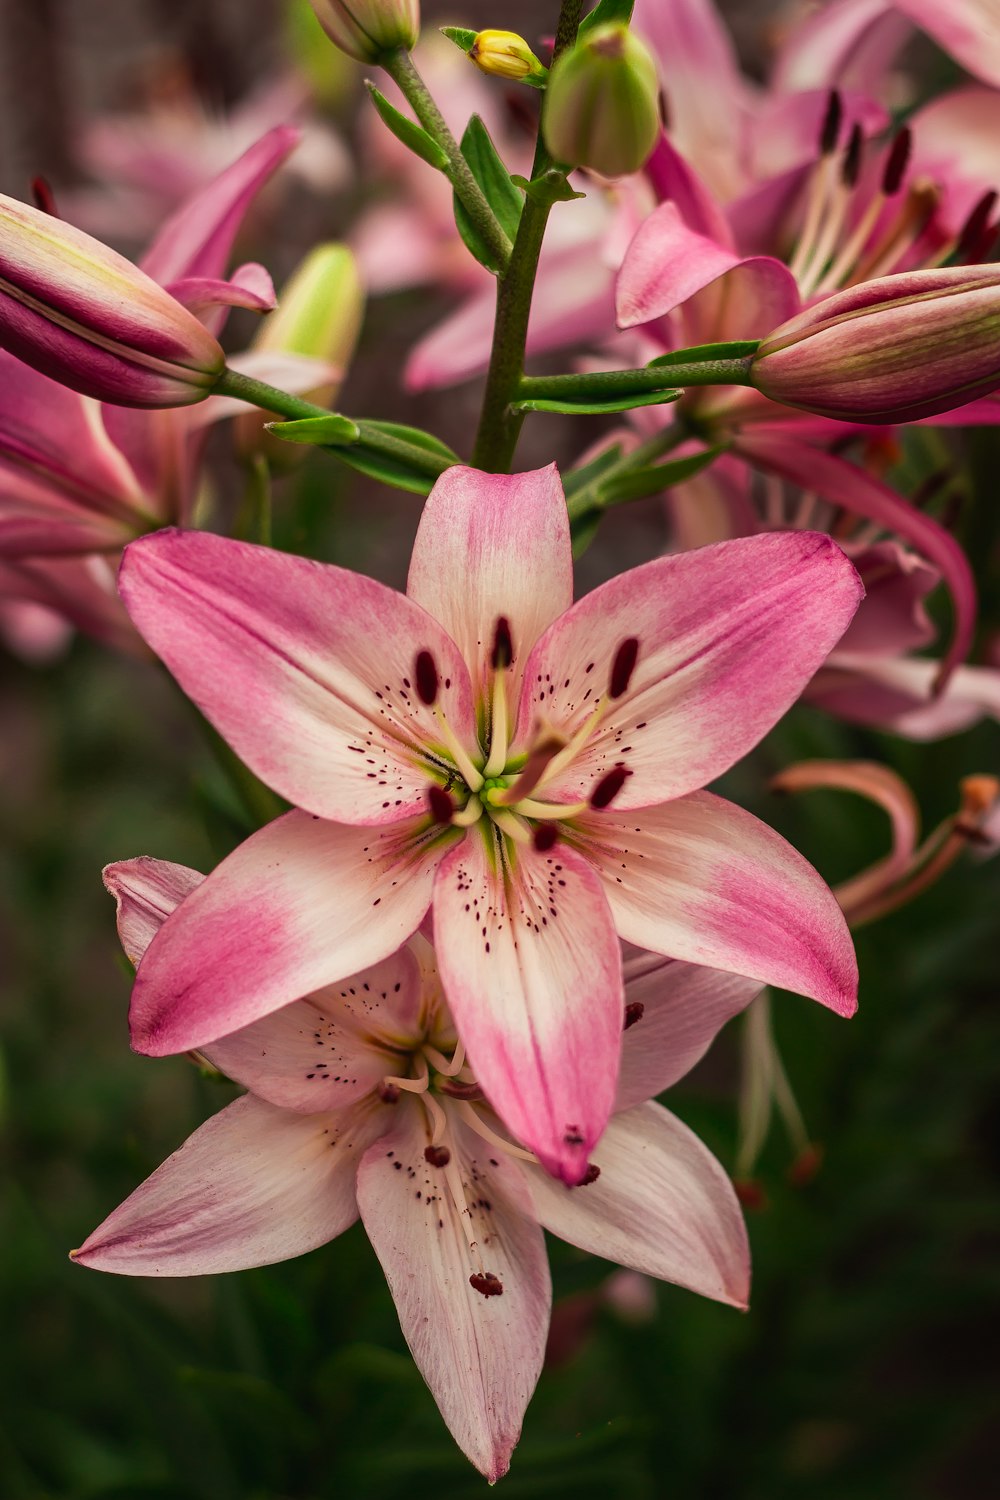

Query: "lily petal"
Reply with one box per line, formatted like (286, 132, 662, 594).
(617, 956, 763, 1110)
(407, 464, 572, 705)
(103, 856, 203, 965)
(203, 946, 426, 1112)
(118, 529, 475, 824)
(578, 791, 858, 1015)
(524, 1099, 750, 1308)
(356, 1104, 550, 1483)
(164, 263, 277, 318)
(433, 832, 624, 1185)
(518, 531, 862, 807)
(73, 1093, 383, 1275)
(129, 809, 442, 1057)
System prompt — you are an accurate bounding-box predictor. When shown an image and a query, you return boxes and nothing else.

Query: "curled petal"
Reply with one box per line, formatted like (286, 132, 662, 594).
(103, 856, 204, 966)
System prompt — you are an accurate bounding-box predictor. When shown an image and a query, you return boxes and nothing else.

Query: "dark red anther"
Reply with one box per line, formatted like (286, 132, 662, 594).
(533, 823, 559, 853)
(427, 785, 454, 824)
(733, 1178, 768, 1211)
(415, 649, 439, 705)
(30, 176, 59, 217)
(841, 123, 863, 188)
(377, 1082, 401, 1104)
(881, 126, 912, 195)
(787, 1143, 824, 1188)
(956, 189, 999, 261)
(590, 764, 632, 810)
(491, 615, 513, 670)
(820, 89, 843, 156)
(623, 1001, 644, 1030)
(577, 1163, 601, 1186)
(608, 637, 639, 699)
(470, 1271, 504, 1297)
(424, 1144, 451, 1167)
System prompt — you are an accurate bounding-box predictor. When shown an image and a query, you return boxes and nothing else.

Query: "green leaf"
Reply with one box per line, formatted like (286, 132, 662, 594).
(335, 422, 459, 495)
(648, 339, 760, 368)
(440, 25, 477, 52)
(563, 443, 624, 498)
(511, 168, 585, 204)
(365, 83, 449, 171)
(599, 446, 720, 505)
(265, 413, 361, 446)
(512, 389, 681, 415)
(453, 115, 523, 273)
(571, 507, 603, 558)
(579, 0, 635, 36)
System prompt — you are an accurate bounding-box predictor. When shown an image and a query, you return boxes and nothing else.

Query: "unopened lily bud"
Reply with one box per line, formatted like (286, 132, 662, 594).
(542, 23, 659, 179)
(750, 265, 1000, 423)
(470, 29, 547, 84)
(235, 244, 365, 462)
(0, 193, 224, 407)
(308, 0, 419, 62)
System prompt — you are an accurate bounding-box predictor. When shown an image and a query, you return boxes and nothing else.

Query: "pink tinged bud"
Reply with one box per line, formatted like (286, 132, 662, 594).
(542, 23, 660, 179)
(308, 0, 419, 62)
(749, 265, 1000, 424)
(0, 193, 225, 408)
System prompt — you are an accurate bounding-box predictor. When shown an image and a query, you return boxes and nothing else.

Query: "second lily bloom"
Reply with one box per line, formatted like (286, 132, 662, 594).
(118, 463, 863, 1183)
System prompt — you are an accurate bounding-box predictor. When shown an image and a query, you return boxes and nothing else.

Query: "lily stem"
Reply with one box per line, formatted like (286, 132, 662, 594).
(471, 0, 585, 473)
(381, 48, 512, 273)
(519, 357, 756, 403)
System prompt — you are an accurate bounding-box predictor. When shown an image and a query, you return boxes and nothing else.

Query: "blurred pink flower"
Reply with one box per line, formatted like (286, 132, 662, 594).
(76, 856, 759, 1480)
(117, 462, 860, 1184)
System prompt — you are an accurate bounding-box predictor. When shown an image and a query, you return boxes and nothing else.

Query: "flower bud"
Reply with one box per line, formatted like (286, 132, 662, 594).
(307, 0, 419, 63)
(542, 23, 659, 179)
(469, 30, 547, 84)
(749, 265, 1000, 423)
(235, 244, 365, 462)
(0, 193, 225, 408)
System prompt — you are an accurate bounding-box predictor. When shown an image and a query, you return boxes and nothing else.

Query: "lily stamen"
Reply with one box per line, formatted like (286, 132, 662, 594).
(457, 1101, 541, 1165)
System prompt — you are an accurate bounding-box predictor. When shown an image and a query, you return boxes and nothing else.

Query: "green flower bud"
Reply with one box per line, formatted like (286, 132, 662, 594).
(308, 0, 419, 64)
(542, 23, 659, 179)
(235, 244, 365, 463)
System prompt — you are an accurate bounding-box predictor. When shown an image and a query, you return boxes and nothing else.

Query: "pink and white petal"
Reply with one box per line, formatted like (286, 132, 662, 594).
(523, 1099, 749, 1308)
(129, 809, 444, 1057)
(356, 1104, 550, 1483)
(617, 955, 763, 1111)
(617, 202, 742, 330)
(201, 945, 426, 1112)
(73, 1093, 384, 1276)
(140, 126, 300, 288)
(103, 857, 204, 966)
(119, 529, 475, 824)
(433, 832, 624, 1185)
(905, 87, 1000, 236)
(0, 487, 134, 558)
(577, 791, 858, 1015)
(517, 531, 862, 807)
(811, 651, 1000, 738)
(737, 436, 975, 690)
(644, 134, 735, 247)
(407, 464, 572, 705)
(839, 543, 938, 656)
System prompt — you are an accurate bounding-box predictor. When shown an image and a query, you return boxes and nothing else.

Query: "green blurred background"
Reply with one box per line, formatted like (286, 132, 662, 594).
(2, 2, 999, 1496)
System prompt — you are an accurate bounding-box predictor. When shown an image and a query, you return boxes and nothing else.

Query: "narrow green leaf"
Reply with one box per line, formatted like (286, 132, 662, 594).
(579, 0, 635, 36)
(265, 414, 361, 446)
(335, 422, 458, 495)
(361, 421, 459, 461)
(599, 446, 720, 505)
(453, 115, 523, 273)
(512, 389, 681, 415)
(563, 443, 624, 498)
(648, 339, 760, 368)
(570, 508, 603, 557)
(440, 25, 477, 52)
(366, 83, 450, 171)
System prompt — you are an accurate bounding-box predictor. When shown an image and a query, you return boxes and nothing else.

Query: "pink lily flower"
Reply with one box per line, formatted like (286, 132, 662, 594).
(117, 463, 861, 1184)
(76, 855, 761, 1480)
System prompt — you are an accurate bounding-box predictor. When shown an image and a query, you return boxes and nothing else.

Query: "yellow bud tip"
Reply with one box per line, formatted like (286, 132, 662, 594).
(470, 28, 544, 81)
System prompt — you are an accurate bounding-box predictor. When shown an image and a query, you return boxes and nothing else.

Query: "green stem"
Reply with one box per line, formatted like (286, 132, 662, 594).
(471, 0, 585, 472)
(215, 368, 453, 484)
(382, 49, 512, 273)
(519, 357, 755, 403)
